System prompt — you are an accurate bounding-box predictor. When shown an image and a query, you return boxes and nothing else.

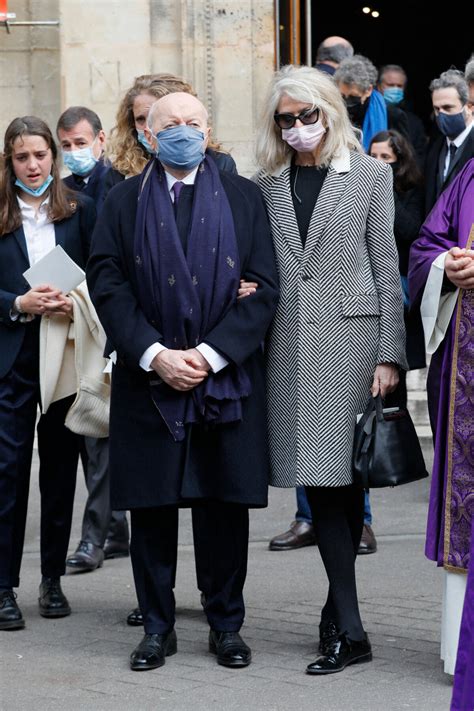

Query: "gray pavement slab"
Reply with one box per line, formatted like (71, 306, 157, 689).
(0, 379, 455, 710)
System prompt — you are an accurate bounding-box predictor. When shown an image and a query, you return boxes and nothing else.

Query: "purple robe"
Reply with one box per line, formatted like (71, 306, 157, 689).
(410, 160, 474, 707)
(409, 159, 474, 572)
(451, 517, 474, 710)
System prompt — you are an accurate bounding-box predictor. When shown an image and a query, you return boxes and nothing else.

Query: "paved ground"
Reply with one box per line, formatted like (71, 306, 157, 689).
(0, 372, 455, 711)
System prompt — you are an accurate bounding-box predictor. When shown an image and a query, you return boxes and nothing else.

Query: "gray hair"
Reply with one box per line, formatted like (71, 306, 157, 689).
(334, 54, 378, 93)
(255, 64, 362, 174)
(378, 64, 407, 84)
(465, 54, 474, 85)
(316, 41, 354, 65)
(429, 69, 469, 104)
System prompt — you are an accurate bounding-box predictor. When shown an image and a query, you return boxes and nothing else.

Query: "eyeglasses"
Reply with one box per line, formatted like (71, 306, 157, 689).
(273, 107, 320, 130)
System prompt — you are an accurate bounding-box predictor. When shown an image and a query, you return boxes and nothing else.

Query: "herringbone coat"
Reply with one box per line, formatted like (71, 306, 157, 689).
(257, 148, 407, 488)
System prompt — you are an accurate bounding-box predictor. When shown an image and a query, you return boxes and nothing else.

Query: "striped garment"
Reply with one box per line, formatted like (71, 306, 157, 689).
(257, 148, 407, 488)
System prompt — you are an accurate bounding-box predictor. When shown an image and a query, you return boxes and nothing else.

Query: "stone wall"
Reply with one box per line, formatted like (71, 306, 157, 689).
(0, 0, 275, 175)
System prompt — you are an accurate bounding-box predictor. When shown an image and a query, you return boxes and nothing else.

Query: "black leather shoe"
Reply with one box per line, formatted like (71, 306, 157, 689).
(38, 578, 71, 618)
(0, 590, 25, 630)
(130, 630, 177, 671)
(269, 521, 317, 551)
(209, 630, 251, 668)
(306, 633, 372, 675)
(358, 524, 377, 555)
(127, 607, 143, 626)
(66, 541, 104, 572)
(103, 539, 129, 560)
(318, 619, 339, 654)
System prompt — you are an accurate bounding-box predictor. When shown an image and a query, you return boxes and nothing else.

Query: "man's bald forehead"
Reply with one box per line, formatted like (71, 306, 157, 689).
(152, 92, 208, 121)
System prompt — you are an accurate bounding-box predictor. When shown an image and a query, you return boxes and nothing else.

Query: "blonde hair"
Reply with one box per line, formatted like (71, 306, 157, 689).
(256, 65, 362, 174)
(107, 73, 225, 177)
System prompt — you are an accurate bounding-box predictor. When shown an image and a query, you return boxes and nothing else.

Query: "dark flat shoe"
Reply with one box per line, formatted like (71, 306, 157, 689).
(103, 539, 129, 560)
(38, 578, 71, 618)
(127, 607, 143, 626)
(66, 541, 104, 573)
(209, 630, 251, 668)
(269, 521, 316, 551)
(0, 590, 25, 630)
(307, 633, 372, 675)
(130, 630, 177, 671)
(318, 619, 339, 654)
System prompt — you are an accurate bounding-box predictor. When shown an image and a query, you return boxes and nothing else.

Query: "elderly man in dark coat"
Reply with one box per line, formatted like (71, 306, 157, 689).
(87, 92, 279, 671)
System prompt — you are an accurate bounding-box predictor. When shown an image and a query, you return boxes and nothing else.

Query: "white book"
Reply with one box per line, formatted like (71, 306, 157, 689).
(23, 245, 85, 294)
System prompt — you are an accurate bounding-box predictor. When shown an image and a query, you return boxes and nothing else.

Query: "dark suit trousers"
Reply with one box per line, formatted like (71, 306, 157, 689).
(305, 485, 365, 641)
(81, 436, 129, 548)
(130, 503, 249, 634)
(0, 325, 81, 588)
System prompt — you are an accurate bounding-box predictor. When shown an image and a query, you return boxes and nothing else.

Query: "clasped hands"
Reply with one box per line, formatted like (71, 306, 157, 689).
(445, 247, 474, 290)
(151, 278, 257, 392)
(19, 284, 73, 317)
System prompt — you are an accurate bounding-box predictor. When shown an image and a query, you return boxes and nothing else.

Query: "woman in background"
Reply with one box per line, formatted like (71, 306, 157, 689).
(0, 116, 95, 630)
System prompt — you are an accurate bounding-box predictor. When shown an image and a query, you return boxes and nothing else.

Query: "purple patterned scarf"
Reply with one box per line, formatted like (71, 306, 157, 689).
(134, 156, 251, 441)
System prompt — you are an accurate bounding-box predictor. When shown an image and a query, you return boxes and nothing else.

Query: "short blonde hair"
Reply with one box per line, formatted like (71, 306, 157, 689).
(256, 65, 361, 174)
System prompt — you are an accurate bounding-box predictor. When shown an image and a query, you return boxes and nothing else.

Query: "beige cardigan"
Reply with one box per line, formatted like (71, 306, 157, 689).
(40, 281, 110, 438)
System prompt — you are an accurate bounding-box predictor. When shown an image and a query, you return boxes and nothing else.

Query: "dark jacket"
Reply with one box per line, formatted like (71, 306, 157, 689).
(63, 158, 111, 214)
(424, 125, 474, 215)
(0, 195, 96, 379)
(87, 167, 279, 509)
(393, 185, 426, 370)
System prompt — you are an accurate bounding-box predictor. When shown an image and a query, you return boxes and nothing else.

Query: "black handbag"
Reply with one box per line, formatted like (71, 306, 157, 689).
(352, 395, 429, 489)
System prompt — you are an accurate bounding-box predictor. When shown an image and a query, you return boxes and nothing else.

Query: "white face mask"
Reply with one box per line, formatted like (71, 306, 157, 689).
(282, 120, 326, 152)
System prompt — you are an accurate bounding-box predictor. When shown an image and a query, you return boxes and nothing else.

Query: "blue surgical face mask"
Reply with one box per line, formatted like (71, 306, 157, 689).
(137, 129, 155, 154)
(15, 174, 53, 197)
(62, 140, 99, 176)
(384, 87, 404, 105)
(155, 125, 205, 171)
(436, 110, 467, 139)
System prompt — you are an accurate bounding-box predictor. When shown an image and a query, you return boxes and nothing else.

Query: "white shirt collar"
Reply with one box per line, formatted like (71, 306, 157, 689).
(17, 194, 50, 214)
(164, 166, 199, 193)
(447, 121, 473, 149)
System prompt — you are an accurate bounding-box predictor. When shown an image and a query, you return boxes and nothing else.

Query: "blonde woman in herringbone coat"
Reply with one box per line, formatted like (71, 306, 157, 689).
(255, 65, 407, 675)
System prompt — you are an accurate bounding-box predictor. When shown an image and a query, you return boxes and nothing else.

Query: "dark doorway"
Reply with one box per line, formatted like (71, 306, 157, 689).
(311, 2, 473, 128)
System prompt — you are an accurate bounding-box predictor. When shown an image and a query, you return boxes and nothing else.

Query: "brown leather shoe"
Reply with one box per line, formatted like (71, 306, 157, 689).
(269, 521, 316, 551)
(358, 524, 377, 555)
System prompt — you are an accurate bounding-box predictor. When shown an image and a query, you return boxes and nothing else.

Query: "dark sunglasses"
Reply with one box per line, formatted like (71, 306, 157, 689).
(273, 107, 320, 130)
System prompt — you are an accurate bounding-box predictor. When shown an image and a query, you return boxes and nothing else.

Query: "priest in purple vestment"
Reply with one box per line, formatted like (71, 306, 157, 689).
(409, 158, 474, 687)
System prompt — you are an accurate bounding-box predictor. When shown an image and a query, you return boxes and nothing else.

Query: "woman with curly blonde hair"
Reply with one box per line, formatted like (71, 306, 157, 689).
(106, 73, 236, 188)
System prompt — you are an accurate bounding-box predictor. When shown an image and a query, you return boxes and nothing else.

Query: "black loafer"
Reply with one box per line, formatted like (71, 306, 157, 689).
(318, 619, 339, 654)
(130, 630, 177, 671)
(38, 578, 71, 618)
(103, 539, 129, 560)
(0, 590, 25, 630)
(127, 607, 143, 626)
(66, 541, 104, 573)
(209, 630, 251, 668)
(306, 633, 372, 675)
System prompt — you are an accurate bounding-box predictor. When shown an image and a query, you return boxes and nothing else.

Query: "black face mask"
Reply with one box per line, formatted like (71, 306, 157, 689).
(344, 96, 369, 128)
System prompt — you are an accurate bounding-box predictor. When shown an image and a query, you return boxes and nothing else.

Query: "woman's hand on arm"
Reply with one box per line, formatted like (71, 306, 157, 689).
(237, 279, 258, 299)
(371, 364, 399, 398)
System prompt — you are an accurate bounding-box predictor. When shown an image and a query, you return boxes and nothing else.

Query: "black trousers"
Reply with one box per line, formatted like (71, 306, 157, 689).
(81, 436, 129, 548)
(0, 325, 81, 588)
(305, 484, 365, 641)
(130, 502, 249, 634)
